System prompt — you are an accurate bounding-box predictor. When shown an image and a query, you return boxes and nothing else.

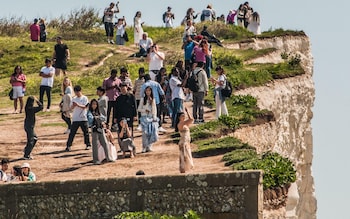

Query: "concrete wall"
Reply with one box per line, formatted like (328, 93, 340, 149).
(0, 171, 262, 219)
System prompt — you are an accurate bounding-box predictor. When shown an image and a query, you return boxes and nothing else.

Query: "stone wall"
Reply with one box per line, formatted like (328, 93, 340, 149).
(0, 171, 262, 219)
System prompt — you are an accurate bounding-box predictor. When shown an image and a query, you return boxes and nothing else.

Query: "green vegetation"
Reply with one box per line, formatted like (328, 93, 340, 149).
(114, 210, 201, 219)
(0, 8, 300, 192)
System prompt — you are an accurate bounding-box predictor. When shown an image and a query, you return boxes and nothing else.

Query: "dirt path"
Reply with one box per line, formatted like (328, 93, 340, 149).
(0, 100, 231, 182)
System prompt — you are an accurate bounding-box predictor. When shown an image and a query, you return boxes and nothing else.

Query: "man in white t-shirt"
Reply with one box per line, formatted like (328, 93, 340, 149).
(39, 58, 55, 111)
(66, 85, 91, 152)
(138, 32, 153, 57)
(147, 44, 165, 81)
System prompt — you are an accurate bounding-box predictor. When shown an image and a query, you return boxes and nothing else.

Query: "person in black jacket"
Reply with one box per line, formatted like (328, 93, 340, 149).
(23, 96, 43, 159)
(114, 82, 137, 133)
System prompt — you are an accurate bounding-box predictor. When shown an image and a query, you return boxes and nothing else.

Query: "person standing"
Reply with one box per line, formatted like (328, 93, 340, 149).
(39, 58, 55, 112)
(147, 44, 165, 81)
(133, 67, 145, 131)
(10, 65, 26, 114)
(243, 1, 254, 28)
(60, 77, 73, 134)
(104, 2, 120, 44)
(52, 36, 70, 77)
(29, 18, 40, 42)
(119, 67, 133, 91)
(65, 85, 91, 152)
(140, 74, 166, 132)
(192, 62, 209, 123)
(133, 11, 144, 47)
(138, 86, 158, 153)
(175, 107, 194, 173)
(96, 86, 108, 119)
(114, 82, 137, 132)
(23, 96, 43, 159)
(169, 67, 187, 128)
(88, 99, 114, 165)
(247, 12, 261, 35)
(115, 17, 127, 45)
(163, 6, 175, 28)
(102, 69, 121, 130)
(226, 10, 237, 25)
(211, 66, 229, 119)
(39, 18, 47, 42)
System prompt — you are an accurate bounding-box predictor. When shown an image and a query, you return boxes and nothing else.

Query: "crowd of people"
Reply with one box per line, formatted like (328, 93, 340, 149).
(7, 2, 259, 176)
(0, 159, 36, 183)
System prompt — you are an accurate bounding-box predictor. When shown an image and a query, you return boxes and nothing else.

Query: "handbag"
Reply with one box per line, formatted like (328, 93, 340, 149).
(9, 88, 13, 100)
(122, 31, 129, 42)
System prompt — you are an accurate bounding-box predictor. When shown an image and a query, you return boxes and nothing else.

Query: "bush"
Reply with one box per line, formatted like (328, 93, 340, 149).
(114, 210, 201, 219)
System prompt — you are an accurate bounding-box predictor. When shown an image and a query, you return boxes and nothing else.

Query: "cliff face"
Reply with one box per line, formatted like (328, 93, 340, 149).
(232, 36, 317, 219)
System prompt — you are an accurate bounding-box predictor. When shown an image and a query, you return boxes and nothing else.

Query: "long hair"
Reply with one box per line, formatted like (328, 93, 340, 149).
(61, 77, 72, 94)
(143, 86, 153, 105)
(12, 65, 23, 76)
(89, 99, 100, 115)
(174, 112, 185, 132)
(25, 96, 35, 111)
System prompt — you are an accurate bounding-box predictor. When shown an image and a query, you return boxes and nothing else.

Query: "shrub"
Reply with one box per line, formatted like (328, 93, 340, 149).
(114, 210, 201, 219)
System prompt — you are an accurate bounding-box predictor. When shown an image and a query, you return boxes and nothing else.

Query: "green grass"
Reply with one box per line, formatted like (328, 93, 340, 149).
(41, 122, 66, 127)
(195, 137, 253, 153)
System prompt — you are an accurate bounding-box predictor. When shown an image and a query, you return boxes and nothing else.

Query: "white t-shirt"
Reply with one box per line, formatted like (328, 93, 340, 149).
(215, 75, 226, 89)
(149, 52, 165, 71)
(139, 38, 153, 50)
(40, 66, 55, 87)
(71, 95, 89, 122)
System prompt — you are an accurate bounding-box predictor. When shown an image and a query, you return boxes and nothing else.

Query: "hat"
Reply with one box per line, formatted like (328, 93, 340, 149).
(120, 82, 128, 87)
(167, 6, 172, 10)
(21, 162, 30, 168)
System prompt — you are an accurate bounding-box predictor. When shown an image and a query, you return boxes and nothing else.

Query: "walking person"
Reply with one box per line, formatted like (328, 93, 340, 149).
(138, 86, 158, 153)
(102, 69, 121, 130)
(211, 66, 229, 119)
(23, 96, 43, 160)
(65, 85, 91, 152)
(60, 76, 73, 134)
(52, 36, 70, 76)
(39, 58, 55, 112)
(10, 65, 26, 114)
(87, 99, 115, 165)
(175, 107, 194, 173)
(104, 1, 120, 44)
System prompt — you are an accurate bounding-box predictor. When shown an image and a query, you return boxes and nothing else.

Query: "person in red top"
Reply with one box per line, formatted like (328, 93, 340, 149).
(29, 18, 40, 42)
(10, 65, 26, 113)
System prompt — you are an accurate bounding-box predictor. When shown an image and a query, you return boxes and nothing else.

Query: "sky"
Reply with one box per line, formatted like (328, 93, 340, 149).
(0, 1, 347, 218)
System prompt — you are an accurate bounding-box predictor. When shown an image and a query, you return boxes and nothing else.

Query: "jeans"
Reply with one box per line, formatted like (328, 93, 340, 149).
(172, 98, 183, 128)
(24, 125, 37, 158)
(192, 92, 205, 120)
(61, 113, 71, 129)
(66, 121, 91, 148)
(104, 22, 114, 37)
(39, 85, 52, 109)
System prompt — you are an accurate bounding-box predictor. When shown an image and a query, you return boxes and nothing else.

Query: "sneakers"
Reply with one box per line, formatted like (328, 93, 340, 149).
(107, 39, 111, 44)
(94, 161, 101, 165)
(46, 108, 50, 112)
(64, 129, 70, 134)
(158, 127, 167, 132)
(23, 156, 33, 160)
(136, 124, 142, 131)
(86, 145, 92, 150)
(110, 40, 115, 44)
(65, 147, 71, 152)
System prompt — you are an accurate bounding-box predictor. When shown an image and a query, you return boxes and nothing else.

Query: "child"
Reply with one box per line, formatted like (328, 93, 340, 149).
(23, 96, 43, 159)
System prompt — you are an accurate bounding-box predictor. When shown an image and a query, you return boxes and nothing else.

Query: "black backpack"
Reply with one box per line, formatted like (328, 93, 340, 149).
(187, 70, 201, 92)
(221, 76, 233, 98)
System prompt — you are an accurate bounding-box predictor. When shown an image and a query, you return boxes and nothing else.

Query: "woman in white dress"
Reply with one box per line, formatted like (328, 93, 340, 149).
(211, 66, 229, 119)
(134, 11, 144, 47)
(247, 12, 261, 35)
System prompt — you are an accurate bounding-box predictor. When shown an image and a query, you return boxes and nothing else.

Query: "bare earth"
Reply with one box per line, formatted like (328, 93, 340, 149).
(0, 101, 231, 182)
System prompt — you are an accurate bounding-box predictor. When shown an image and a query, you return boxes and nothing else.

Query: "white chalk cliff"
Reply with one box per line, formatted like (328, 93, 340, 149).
(231, 35, 317, 219)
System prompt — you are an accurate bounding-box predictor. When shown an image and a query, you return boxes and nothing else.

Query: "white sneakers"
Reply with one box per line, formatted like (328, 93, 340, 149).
(136, 124, 142, 131)
(64, 129, 70, 134)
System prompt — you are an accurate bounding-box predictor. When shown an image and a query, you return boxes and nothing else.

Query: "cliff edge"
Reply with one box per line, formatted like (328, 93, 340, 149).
(233, 35, 316, 219)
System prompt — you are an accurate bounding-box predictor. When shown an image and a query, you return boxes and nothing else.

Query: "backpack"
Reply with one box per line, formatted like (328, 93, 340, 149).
(221, 76, 233, 98)
(162, 12, 167, 23)
(187, 70, 201, 92)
